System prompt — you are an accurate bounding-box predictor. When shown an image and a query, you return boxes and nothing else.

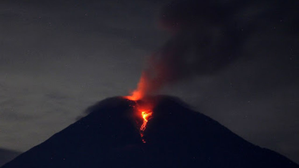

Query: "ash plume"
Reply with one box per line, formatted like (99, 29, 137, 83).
(135, 0, 298, 97)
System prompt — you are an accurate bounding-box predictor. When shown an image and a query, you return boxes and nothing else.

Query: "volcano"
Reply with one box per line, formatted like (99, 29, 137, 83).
(2, 96, 298, 168)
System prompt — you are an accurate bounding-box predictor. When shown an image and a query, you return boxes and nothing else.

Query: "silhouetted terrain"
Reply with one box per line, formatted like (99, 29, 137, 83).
(2, 96, 298, 168)
(0, 149, 20, 167)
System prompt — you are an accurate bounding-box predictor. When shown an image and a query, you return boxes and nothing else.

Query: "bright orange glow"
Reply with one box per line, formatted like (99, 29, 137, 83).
(125, 73, 153, 143)
(125, 72, 148, 101)
(140, 111, 153, 132)
(136, 107, 153, 143)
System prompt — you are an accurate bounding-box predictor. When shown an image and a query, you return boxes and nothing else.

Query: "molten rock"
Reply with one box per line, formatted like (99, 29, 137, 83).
(2, 96, 298, 168)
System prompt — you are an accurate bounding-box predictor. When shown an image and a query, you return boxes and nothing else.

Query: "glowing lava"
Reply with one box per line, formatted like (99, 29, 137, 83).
(125, 73, 153, 143)
(140, 110, 152, 143)
(140, 111, 152, 132)
(129, 103, 153, 143)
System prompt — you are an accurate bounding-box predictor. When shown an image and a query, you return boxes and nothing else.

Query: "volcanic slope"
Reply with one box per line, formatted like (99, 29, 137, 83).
(0, 149, 20, 167)
(2, 96, 298, 168)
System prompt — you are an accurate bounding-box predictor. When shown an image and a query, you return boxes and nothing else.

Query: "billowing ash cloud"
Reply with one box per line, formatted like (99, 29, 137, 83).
(137, 0, 298, 97)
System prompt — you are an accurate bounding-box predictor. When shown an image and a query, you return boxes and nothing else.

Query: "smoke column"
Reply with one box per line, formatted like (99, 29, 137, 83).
(128, 0, 298, 99)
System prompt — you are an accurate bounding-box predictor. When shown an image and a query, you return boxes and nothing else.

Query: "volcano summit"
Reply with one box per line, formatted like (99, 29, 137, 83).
(2, 96, 298, 168)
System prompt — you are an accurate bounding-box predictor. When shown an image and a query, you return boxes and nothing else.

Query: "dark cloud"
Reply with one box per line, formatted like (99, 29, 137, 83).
(140, 0, 299, 95)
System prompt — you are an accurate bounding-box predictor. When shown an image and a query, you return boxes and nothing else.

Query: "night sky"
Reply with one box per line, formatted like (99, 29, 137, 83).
(0, 0, 299, 164)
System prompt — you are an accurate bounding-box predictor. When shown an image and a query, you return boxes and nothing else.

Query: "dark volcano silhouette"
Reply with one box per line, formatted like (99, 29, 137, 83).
(0, 149, 20, 167)
(2, 96, 298, 168)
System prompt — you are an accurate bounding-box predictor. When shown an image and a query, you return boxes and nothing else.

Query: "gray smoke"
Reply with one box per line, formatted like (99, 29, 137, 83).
(141, 0, 298, 94)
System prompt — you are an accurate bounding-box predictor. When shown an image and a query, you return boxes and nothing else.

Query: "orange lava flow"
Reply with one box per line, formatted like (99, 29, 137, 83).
(130, 104, 153, 143)
(125, 73, 153, 143)
(140, 111, 153, 133)
(139, 110, 153, 143)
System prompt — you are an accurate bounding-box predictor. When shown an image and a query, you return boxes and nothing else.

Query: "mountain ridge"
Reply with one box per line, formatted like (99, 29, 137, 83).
(2, 96, 298, 168)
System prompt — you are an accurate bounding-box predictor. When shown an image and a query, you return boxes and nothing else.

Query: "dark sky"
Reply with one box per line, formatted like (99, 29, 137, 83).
(0, 0, 298, 164)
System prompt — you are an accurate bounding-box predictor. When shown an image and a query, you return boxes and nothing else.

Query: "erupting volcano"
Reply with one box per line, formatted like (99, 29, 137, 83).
(125, 73, 153, 143)
(2, 96, 298, 168)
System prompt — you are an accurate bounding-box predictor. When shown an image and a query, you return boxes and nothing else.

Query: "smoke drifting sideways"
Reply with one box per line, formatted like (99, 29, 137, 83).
(132, 0, 299, 98)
